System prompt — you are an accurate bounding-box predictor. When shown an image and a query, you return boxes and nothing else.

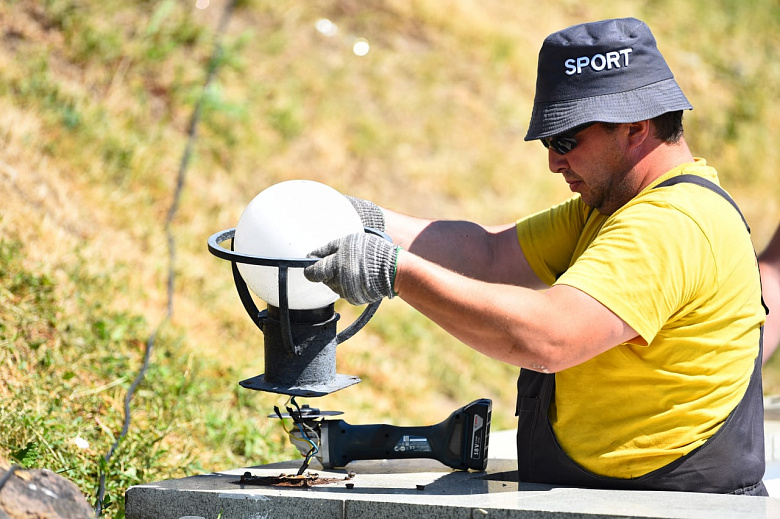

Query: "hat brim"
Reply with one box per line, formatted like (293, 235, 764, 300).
(524, 78, 692, 141)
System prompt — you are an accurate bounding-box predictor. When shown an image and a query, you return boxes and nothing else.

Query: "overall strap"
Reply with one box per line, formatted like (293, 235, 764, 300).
(654, 174, 768, 314)
(653, 174, 750, 232)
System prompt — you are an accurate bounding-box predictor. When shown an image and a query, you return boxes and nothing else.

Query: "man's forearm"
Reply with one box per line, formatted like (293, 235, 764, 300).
(392, 249, 638, 372)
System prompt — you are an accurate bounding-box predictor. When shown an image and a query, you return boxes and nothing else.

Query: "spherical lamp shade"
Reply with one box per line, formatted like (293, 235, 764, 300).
(233, 180, 362, 310)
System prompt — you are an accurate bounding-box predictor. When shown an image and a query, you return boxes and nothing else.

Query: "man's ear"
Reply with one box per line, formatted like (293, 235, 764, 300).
(625, 120, 651, 149)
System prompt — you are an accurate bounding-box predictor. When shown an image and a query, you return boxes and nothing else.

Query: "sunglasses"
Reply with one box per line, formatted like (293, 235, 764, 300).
(540, 122, 597, 155)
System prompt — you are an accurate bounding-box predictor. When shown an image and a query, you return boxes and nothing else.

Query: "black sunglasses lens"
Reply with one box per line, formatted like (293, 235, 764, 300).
(553, 136, 577, 154)
(540, 122, 595, 155)
(541, 135, 577, 155)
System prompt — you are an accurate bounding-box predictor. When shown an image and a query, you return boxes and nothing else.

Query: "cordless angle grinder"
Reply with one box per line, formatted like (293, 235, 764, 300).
(273, 397, 492, 475)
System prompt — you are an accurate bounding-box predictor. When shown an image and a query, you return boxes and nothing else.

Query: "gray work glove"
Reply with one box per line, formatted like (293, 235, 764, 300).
(304, 233, 399, 305)
(346, 196, 385, 232)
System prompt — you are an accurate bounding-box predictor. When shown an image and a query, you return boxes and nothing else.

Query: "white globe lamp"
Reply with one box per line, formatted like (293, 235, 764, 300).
(233, 180, 363, 310)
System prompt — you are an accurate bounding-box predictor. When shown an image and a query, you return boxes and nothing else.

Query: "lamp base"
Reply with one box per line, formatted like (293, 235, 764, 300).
(239, 373, 361, 397)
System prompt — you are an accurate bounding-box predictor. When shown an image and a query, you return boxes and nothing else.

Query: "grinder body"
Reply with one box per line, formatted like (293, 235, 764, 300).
(316, 399, 491, 470)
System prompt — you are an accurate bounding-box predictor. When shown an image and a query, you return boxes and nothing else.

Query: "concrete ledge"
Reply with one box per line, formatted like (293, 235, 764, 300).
(125, 458, 780, 519)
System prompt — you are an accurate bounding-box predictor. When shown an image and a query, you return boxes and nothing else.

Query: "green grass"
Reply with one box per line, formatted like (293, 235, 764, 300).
(0, 238, 288, 516)
(2, 1, 780, 517)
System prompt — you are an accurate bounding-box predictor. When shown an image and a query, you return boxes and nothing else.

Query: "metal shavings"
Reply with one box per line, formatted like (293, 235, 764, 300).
(238, 471, 349, 488)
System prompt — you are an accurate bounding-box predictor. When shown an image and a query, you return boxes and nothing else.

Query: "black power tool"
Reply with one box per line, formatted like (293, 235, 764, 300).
(275, 398, 492, 474)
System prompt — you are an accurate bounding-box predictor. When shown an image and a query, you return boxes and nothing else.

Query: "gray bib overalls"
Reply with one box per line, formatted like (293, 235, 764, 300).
(516, 175, 768, 496)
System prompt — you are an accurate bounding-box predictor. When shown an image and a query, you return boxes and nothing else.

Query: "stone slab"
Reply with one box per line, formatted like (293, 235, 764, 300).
(125, 458, 780, 519)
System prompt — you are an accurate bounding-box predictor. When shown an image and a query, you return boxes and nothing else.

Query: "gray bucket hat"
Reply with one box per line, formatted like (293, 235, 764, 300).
(525, 18, 692, 141)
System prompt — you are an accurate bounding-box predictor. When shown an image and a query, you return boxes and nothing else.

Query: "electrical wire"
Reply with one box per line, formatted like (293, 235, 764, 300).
(0, 465, 20, 493)
(295, 422, 320, 455)
(92, 2, 236, 516)
(276, 406, 320, 453)
(273, 397, 320, 475)
(288, 397, 319, 475)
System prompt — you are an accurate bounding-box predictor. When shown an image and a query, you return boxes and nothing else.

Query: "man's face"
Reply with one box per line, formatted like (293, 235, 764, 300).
(546, 123, 637, 215)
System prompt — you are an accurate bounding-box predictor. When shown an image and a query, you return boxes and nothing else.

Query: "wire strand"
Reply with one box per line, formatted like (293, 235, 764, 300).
(93, 2, 236, 516)
(0, 465, 20, 493)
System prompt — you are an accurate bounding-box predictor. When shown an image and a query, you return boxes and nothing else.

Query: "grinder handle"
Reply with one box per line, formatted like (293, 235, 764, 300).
(322, 421, 442, 468)
(320, 398, 491, 471)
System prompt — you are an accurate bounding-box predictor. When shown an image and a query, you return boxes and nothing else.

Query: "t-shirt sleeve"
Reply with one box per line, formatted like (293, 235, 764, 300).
(555, 200, 714, 345)
(516, 197, 589, 286)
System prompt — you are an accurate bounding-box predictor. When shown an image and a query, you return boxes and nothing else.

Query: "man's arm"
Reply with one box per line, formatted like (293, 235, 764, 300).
(317, 201, 633, 371)
(384, 209, 548, 290)
(394, 249, 639, 372)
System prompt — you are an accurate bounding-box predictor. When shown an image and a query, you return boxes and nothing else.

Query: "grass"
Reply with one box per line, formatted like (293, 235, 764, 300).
(0, 237, 288, 516)
(2, 0, 780, 517)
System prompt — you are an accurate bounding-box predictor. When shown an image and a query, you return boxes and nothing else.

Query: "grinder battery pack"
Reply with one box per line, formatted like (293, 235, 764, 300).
(278, 398, 491, 472)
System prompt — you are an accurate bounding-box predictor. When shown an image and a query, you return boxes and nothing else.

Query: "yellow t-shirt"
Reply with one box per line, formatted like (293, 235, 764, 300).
(516, 159, 764, 478)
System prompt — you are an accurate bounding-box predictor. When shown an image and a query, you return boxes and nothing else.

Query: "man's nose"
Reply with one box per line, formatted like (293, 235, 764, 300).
(548, 149, 569, 174)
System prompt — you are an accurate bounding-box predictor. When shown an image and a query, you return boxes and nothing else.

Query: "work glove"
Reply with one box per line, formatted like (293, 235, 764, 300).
(346, 196, 385, 232)
(304, 233, 399, 305)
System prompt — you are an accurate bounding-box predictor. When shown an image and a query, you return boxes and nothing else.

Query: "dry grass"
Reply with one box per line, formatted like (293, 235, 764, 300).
(2, 0, 780, 514)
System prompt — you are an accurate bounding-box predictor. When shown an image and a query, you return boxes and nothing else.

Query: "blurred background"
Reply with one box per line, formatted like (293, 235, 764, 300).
(1, 0, 779, 516)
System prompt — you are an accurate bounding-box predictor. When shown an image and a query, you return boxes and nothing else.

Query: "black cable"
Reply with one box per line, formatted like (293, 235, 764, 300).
(93, 2, 236, 516)
(287, 397, 318, 476)
(0, 464, 20, 493)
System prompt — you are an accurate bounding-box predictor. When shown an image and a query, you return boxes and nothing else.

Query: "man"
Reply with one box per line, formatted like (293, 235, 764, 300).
(760, 222, 780, 362)
(305, 18, 767, 495)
